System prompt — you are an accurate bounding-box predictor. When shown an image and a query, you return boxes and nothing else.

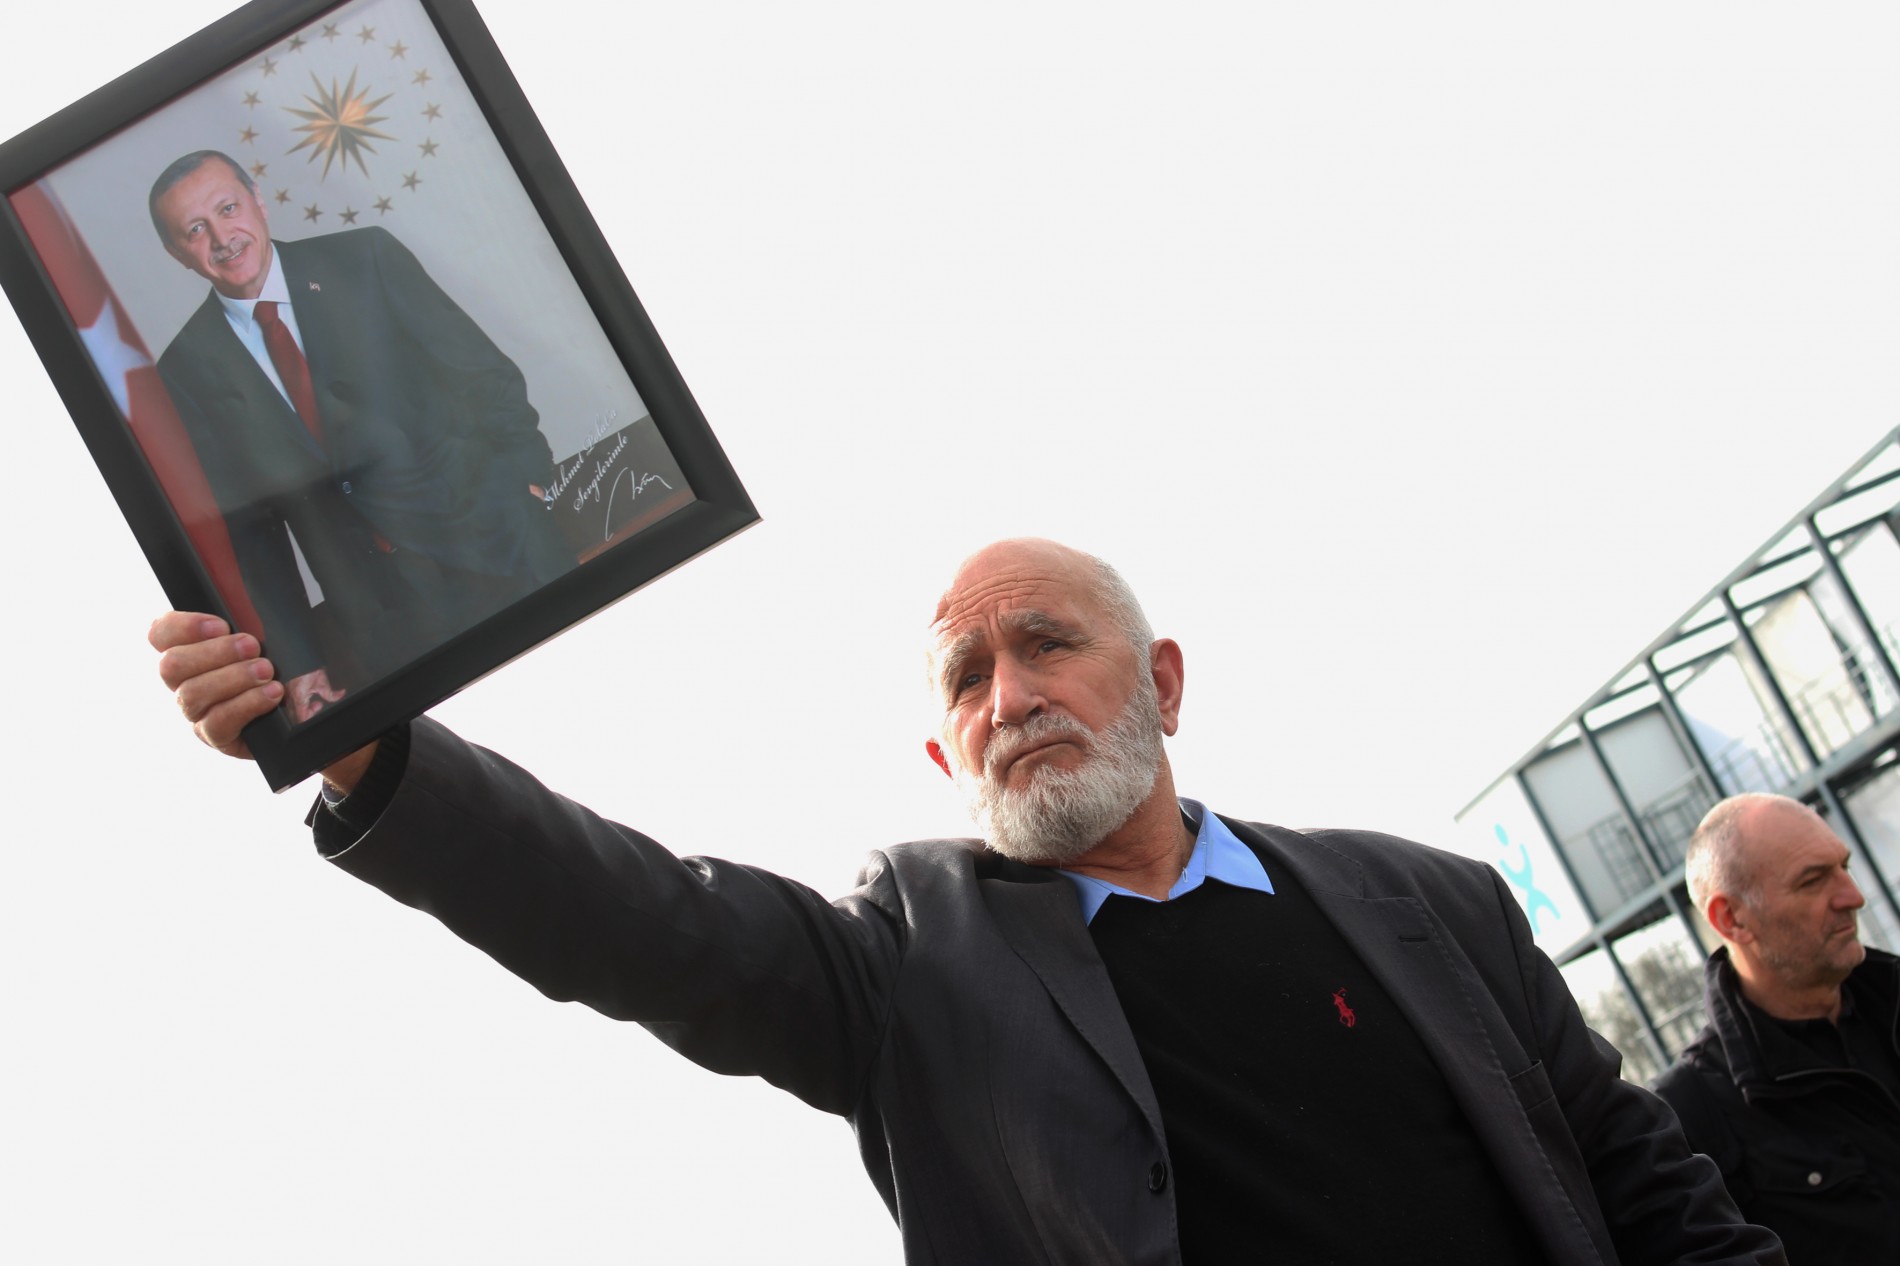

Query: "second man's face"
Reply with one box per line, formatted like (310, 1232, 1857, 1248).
(1741, 804, 1866, 990)
(155, 160, 274, 300)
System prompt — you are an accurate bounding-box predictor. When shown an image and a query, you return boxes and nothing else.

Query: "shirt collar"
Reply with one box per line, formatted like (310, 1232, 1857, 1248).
(1057, 798, 1274, 925)
(214, 243, 290, 325)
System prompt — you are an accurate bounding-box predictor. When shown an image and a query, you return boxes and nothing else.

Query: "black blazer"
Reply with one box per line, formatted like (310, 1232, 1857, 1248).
(157, 228, 568, 679)
(321, 719, 1785, 1266)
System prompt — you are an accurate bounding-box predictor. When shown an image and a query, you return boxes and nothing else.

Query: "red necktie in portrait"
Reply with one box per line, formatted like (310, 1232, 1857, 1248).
(254, 299, 325, 446)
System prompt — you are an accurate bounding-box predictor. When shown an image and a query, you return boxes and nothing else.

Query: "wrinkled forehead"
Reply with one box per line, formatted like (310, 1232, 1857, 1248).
(929, 562, 1099, 651)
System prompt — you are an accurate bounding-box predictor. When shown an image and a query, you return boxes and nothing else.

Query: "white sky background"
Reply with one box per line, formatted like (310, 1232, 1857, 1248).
(2, 3, 1896, 1262)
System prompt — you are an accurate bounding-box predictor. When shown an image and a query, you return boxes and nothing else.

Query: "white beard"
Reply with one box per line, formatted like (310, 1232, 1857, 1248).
(953, 677, 1165, 866)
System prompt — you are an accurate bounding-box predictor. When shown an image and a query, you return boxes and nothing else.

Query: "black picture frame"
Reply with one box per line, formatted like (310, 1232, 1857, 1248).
(0, 0, 757, 790)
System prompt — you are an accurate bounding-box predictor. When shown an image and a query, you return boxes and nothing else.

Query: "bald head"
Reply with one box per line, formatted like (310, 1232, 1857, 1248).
(931, 539, 1153, 671)
(1686, 793, 1786, 910)
(1686, 792, 1866, 1018)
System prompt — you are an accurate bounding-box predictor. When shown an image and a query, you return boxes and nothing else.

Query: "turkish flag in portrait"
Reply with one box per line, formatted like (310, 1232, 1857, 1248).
(10, 180, 264, 640)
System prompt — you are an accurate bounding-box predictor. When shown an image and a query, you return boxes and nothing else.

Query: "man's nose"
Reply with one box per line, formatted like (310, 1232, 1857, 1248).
(990, 657, 1047, 728)
(1837, 871, 1866, 910)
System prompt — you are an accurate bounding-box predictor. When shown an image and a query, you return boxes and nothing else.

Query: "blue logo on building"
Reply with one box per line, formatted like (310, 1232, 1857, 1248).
(1495, 823, 1559, 936)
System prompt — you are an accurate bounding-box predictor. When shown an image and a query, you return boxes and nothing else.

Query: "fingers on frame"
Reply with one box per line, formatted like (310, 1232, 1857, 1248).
(183, 672, 283, 756)
(174, 656, 278, 720)
(156, 630, 265, 692)
(149, 611, 229, 652)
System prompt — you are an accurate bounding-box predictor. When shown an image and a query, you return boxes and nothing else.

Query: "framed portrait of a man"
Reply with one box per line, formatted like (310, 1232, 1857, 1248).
(0, 0, 757, 789)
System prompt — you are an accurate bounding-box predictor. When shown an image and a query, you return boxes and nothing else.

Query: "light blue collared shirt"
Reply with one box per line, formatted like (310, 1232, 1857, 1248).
(1057, 798, 1274, 924)
(214, 246, 302, 405)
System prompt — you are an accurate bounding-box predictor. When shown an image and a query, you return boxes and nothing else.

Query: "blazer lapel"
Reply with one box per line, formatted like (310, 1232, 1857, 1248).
(1235, 820, 1598, 1264)
(1305, 885, 1531, 1135)
(982, 871, 1167, 1142)
(182, 293, 327, 467)
(278, 238, 326, 344)
(1234, 821, 1524, 1082)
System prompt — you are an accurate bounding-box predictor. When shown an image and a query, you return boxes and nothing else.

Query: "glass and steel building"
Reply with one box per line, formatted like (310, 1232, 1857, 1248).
(1455, 428, 1900, 1084)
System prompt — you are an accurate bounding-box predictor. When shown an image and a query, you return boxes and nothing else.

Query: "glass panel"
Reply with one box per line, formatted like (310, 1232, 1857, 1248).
(1637, 771, 1719, 873)
(1808, 566, 1898, 719)
(1755, 587, 1883, 758)
(1611, 912, 1709, 1064)
(1654, 609, 1737, 675)
(1814, 460, 1900, 537)
(1839, 765, 1900, 954)
(1585, 681, 1659, 732)
(1673, 651, 1803, 794)
(1524, 745, 1654, 915)
(1562, 943, 1665, 1086)
(1837, 523, 1900, 672)
(1730, 534, 1820, 611)
(1593, 707, 1716, 872)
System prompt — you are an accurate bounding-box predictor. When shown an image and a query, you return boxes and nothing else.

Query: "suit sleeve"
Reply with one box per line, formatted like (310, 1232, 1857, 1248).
(1497, 869, 1786, 1265)
(316, 717, 902, 1114)
(1652, 1059, 1751, 1206)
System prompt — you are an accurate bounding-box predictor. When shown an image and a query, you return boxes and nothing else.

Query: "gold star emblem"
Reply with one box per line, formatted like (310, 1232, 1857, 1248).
(402, 171, 422, 191)
(389, 40, 408, 58)
(239, 126, 258, 144)
(284, 70, 396, 179)
(303, 203, 324, 222)
(418, 138, 438, 158)
(287, 34, 306, 52)
(274, 189, 292, 204)
(422, 103, 442, 120)
(412, 68, 431, 86)
(259, 55, 278, 76)
(340, 207, 359, 225)
(243, 91, 261, 107)
(250, 162, 268, 178)
(374, 196, 394, 214)
(321, 22, 340, 40)
(356, 25, 376, 44)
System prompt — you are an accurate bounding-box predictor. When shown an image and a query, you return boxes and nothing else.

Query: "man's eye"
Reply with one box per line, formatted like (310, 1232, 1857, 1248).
(1039, 639, 1064, 653)
(949, 671, 986, 700)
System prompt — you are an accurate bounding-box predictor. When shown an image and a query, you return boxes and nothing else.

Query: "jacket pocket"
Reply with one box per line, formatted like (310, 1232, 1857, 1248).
(1509, 1059, 1555, 1113)
(1746, 1135, 1869, 1196)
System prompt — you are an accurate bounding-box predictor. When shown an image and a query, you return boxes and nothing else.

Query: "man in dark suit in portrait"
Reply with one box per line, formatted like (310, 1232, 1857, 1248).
(151, 538, 1786, 1264)
(149, 150, 572, 721)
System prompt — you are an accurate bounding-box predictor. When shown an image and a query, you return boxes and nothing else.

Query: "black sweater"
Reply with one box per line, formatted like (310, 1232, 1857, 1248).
(1090, 874, 1544, 1264)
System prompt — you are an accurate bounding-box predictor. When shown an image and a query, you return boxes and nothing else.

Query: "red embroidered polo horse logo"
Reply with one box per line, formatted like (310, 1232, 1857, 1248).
(1332, 988, 1357, 1028)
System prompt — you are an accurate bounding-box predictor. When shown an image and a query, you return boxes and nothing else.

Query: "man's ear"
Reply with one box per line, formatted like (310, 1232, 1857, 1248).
(1150, 638, 1185, 736)
(925, 739, 953, 779)
(1707, 894, 1749, 943)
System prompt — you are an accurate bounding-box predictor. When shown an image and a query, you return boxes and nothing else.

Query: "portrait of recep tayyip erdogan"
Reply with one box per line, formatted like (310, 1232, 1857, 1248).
(147, 148, 575, 721)
(7, 0, 699, 733)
